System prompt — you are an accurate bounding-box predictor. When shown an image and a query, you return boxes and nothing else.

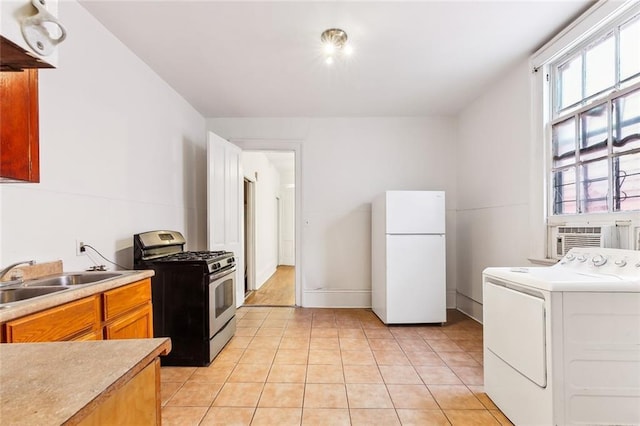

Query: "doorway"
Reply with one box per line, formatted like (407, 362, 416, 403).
(243, 178, 255, 297)
(241, 151, 296, 306)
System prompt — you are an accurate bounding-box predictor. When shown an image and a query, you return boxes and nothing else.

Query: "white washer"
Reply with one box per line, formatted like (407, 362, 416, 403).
(483, 248, 640, 426)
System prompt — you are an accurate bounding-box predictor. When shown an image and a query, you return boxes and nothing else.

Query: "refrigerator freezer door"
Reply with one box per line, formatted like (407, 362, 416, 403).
(386, 191, 445, 234)
(385, 234, 446, 323)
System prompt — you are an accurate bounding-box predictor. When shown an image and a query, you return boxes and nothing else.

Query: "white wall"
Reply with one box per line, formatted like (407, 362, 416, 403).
(0, 1, 206, 271)
(208, 117, 458, 308)
(455, 59, 532, 321)
(241, 152, 280, 287)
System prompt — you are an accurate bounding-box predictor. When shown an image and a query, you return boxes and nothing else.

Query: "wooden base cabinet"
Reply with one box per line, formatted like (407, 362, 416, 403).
(73, 329, 104, 341)
(1, 278, 153, 343)
(77, 358, 161, 426)
(5, 295, 101, 342)
(104, 303, 153, 340)
(103, 278, 153, 340)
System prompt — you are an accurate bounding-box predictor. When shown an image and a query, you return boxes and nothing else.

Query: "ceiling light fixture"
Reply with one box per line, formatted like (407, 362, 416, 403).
(321, 28, 352, 65)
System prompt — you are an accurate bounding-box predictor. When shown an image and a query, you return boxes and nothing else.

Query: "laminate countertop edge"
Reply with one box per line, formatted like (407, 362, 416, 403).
(0, 270, 155, 323)
(0, 337, 171, 426)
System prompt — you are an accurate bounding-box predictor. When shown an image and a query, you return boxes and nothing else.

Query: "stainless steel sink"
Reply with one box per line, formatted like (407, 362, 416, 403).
(0, 286, 68, 304)
(22, 272, 126, 287)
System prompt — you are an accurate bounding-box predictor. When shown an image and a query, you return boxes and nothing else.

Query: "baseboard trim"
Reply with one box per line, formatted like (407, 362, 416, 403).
(303, 290, 371, 308)
(255, 265, 277, 290)
(456, 292, 483, 323)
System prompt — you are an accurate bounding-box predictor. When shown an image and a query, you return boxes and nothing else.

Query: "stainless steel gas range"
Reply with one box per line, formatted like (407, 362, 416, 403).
(133, 230, 236, 366)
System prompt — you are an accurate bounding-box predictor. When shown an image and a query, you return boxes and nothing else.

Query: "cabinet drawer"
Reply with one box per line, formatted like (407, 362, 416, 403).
(103, 279, 151, 321)
(6, 295, 101, 342)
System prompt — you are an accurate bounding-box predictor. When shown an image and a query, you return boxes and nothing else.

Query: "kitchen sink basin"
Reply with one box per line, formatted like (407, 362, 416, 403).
(0, 286, 68, 304)
(22, 272, 126, 287)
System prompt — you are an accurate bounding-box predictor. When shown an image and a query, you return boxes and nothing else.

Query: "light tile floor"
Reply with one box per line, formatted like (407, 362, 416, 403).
(160, 307, 513, 425)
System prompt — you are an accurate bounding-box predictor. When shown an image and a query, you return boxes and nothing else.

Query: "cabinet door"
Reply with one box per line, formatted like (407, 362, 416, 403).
(0, 69, 39, 182)
(104, 303, 153, 340)
(5, 295, 101, 342)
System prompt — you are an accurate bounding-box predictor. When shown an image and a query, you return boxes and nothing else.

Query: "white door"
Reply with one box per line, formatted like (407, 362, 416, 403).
(386, 234, 446, 323)
(207, 131, 244, 308)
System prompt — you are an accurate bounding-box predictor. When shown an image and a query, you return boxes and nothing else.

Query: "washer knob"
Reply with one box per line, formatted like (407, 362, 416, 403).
(577, 255, 588, 262)
(592, 254, 607, 267)
(614, 259, 627, 267)
(565, 254, 575, 261)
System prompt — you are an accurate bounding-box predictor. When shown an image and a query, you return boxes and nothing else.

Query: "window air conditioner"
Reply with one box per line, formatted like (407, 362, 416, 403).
(553, 225, 621, 259)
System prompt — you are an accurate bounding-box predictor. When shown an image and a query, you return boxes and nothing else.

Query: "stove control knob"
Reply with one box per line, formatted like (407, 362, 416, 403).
(592, 255, 607, 267)
(614, 259, 627, 267)
(577, 255, 588, 262)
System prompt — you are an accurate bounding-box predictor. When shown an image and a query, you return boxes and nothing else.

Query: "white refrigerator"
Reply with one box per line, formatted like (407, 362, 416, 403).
(371, 191, 446, 324)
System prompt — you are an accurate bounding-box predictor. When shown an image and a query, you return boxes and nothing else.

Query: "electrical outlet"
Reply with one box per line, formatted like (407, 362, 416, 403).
(76, 240, 86, 256)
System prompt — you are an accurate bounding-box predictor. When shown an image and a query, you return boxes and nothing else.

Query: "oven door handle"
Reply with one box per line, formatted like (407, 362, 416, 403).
(211, 266, 236, 281)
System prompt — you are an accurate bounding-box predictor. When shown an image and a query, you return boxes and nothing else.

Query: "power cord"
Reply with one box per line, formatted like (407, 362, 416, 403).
(82, 244, 128, 270)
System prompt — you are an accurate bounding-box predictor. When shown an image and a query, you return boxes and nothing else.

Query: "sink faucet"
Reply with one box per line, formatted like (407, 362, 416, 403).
(0, 260, 35, 287)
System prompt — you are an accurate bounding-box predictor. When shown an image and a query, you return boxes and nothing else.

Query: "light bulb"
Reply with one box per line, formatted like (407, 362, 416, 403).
(343, 45, 353, 56)
(323, 43, 336, 56)
(325, 56, 334, 65)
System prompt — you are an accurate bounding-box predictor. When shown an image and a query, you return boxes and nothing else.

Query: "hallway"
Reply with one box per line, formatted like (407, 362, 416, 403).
(245, 266, 295, 306)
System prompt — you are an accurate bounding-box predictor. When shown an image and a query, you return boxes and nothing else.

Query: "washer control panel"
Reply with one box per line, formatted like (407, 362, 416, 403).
(560, 248, 640, 279)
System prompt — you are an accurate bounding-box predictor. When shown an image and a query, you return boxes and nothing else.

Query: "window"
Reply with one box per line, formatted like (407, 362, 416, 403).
(549, 13, 640, 216)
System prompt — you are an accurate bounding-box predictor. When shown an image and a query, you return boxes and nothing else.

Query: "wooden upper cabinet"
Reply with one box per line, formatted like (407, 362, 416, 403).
(1, 36, 55, 71)
(0, 68, 39, 182)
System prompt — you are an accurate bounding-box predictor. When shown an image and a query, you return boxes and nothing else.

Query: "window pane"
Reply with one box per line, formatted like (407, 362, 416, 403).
(620, 16, 640, 83)
(549, 12, 640, 217)
(580, 103, 608, 162)
(552, 117, 576, 167)
(553, 167, 577, 215)
(579, 159, 609, 213)
(558, 55, 582, 110)
(614, 152, 640, 212)
(585, 33, 615, 97)
(613, 87, 640, 153)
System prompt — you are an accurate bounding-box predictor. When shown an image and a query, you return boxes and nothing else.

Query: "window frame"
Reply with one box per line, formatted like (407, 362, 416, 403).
(545, 5, 640, 219)
(528, 0, 640, 260)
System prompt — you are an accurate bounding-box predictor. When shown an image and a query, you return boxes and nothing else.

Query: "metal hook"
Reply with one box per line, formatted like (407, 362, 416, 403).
(20, 0, 67, 57)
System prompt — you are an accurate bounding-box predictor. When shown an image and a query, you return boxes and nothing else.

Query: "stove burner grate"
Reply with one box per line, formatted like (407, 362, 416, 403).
(157, 251, 229, 262)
